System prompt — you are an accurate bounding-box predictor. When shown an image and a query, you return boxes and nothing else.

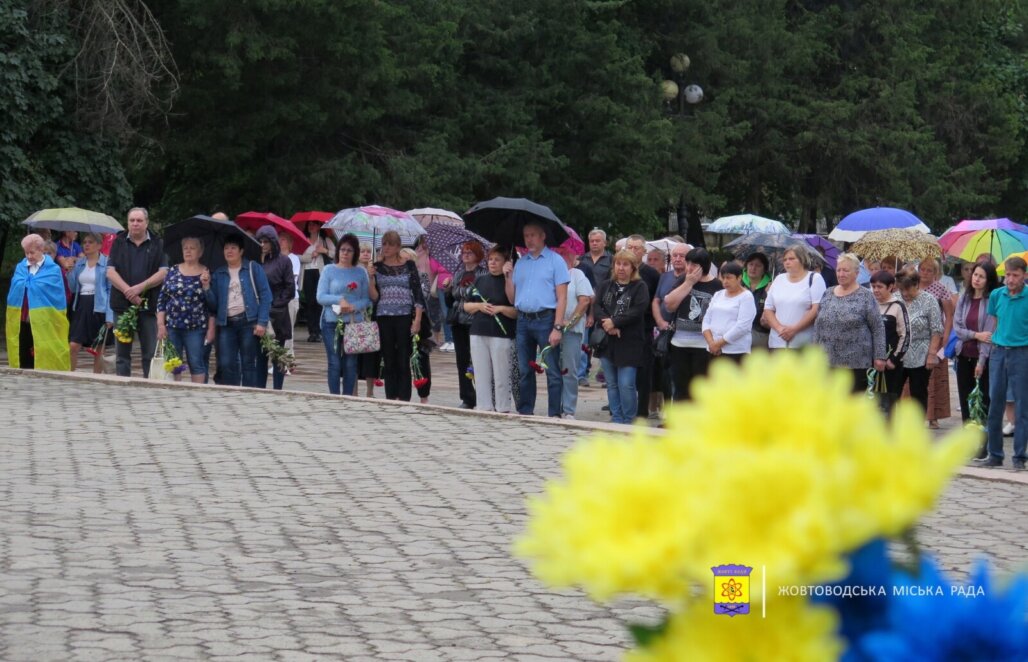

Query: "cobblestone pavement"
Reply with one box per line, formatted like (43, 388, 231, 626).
(1, 370, 1026, 661)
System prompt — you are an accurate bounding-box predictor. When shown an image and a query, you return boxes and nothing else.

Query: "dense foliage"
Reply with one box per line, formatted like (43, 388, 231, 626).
(3, 0, 1025, 262)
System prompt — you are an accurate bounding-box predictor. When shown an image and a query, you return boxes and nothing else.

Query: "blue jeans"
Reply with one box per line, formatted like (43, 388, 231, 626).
(322, 320, 358, 395)
(438, 290, 453, 343)
(515, 312, 562, 416)
(600, 358, 638, 424)
(167, 327, 206, 376)
(987, 345, 1028, 461)
(560, 332, 583, 416)
(218, 316, 259, 387)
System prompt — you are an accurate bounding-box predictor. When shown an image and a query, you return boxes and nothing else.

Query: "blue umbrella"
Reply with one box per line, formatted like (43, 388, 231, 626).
(829, 207, 930, 242)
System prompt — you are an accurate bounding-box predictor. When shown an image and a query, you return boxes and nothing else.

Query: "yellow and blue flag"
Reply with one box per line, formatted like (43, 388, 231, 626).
(6, 255, 70, 370)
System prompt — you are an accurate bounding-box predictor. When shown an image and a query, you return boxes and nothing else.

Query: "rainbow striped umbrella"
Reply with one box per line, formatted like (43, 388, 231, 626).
(938, 218, 1028, 263)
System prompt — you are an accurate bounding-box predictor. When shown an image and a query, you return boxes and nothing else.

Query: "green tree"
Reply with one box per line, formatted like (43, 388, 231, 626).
(0, 2, 131, 274)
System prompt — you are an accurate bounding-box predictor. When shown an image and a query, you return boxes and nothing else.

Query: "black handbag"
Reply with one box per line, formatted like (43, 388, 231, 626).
(653, 321, 675, 358)
(588, 325, 608, 353)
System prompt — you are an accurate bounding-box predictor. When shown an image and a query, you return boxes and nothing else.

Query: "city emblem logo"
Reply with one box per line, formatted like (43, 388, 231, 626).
(712, 564, 752, 616)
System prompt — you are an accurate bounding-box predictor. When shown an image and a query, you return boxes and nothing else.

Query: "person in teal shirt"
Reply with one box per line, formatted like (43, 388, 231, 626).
(979, 256, 1028, 468)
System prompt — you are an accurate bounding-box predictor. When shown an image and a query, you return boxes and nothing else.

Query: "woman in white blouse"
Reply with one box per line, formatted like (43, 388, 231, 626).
(702, 262, 757, 361)
(761, 247, 826, 349)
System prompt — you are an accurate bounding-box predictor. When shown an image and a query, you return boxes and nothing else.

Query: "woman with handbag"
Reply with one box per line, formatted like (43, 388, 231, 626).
(591, 250, 650, 424)
(373, 230, 426, 401)
(317, 233, 375, 396)
(254, 225, 296, 390)
(206, 236, 272, 387)
(446, 241, 487, 409)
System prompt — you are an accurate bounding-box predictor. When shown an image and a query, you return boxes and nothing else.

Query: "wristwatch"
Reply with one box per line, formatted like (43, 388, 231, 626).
(553, 325, 564, 332)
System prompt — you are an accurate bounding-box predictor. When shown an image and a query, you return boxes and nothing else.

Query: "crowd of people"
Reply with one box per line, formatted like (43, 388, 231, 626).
(7, 209, 1028, 468)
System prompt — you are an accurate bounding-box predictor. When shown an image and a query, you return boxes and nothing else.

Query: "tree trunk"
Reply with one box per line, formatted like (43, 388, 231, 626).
(0, 223, 9, 278)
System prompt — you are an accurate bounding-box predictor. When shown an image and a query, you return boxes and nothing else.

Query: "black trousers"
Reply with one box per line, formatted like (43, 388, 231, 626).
(902, 366, 930, 414)
(452, 324, 475, 406)
(955, 354, 990, 422)
(670, 346, 712, 402)
(302, 270, 323, 339)
(19, 321, 34, 369)
(635, 339, 653, 418)
(379, 314, 413, 401)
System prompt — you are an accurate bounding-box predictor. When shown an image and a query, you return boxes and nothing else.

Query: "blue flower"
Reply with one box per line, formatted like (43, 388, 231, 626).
(850, 557, 1028, 661)
(814, 539, 893, 650)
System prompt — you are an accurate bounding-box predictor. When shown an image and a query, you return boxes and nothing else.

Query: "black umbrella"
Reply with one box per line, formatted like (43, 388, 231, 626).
(163, 215, 261, 271)
(464, 197, 570, 249)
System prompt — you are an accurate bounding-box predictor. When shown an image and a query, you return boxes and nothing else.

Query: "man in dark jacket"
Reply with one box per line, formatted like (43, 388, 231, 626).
(107, 207, 167, 377)
(255, 225, 296, 389)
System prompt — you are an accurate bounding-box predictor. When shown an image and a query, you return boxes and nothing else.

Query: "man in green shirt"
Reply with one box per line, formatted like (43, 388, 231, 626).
(979, 256, 1028, 469)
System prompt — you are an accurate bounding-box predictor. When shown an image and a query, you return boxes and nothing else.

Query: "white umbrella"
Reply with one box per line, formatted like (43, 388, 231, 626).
(708, 214, 790, 235)
(407, 207, 463, 229)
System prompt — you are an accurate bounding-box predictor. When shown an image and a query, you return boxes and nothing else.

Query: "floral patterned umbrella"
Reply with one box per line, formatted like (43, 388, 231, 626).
(851, 229, 941, 263)
(325, 205, 427, 248)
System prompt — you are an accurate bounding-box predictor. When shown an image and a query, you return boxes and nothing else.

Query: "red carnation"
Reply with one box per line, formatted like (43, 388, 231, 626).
(528, 360, 543, 374)
(374, 379, 384, 387)
(412, 377, 430, 388)
(347, 281, 358, 291)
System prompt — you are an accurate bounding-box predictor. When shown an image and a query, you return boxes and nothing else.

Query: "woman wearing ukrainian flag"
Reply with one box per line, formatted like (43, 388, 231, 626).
(6, 234, 71, 370)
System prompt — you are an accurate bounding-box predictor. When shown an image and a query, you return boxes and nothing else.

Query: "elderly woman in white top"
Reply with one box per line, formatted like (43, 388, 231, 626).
(762, 246, 826, 349)
(701, 262, 756, 362)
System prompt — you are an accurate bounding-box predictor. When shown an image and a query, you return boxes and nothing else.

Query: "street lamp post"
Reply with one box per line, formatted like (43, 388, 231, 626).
(662, 53, 705, 245)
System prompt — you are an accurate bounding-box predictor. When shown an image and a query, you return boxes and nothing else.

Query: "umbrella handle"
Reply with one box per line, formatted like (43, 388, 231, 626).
(373, 229, 377, 262)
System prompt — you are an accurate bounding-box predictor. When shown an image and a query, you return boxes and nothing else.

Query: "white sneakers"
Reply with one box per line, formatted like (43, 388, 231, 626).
(1004, 422, 1016, 436)
(439, 342, 455, 352)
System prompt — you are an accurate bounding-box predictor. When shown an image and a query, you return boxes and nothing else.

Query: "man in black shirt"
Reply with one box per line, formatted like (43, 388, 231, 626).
(107, 207, 168, 377)
(626, 235, 661, 421)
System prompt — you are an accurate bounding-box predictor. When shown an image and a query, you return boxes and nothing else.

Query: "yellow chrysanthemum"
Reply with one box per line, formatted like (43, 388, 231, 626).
(624, 597, 842, 662)
(516, 348, 977, 603)
(515, 434, 712, 602)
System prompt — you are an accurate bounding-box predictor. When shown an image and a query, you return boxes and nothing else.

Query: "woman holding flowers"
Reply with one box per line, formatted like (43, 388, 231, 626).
(373, 230, 425, 401)
(591, 250, 650, 424)
(465, 247, 518, 412)
(68, 233, 114, 373)
(254, 225, 296, 390)
(953, 261, 998, 426)
(317, 233, 374, 396)
(898, 267, 943, 414)
(157, 237, 214, 383)
(206, 235, 272, 387)
(447, 241, 487, 409)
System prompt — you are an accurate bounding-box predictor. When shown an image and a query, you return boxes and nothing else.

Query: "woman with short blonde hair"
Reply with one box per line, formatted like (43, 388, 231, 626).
(591, 249, 650, 423)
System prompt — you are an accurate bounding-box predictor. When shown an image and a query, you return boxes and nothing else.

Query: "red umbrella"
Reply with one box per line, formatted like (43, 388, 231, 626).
(290, 211, 333, 227)
(236, 211, 311, 252)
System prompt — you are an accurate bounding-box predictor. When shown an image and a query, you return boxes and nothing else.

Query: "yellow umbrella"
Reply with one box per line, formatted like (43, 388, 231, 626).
(996, 250, 1028, 276)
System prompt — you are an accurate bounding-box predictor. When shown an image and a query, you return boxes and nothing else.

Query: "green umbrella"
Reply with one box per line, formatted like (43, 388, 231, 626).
(23, 207, 123, 234)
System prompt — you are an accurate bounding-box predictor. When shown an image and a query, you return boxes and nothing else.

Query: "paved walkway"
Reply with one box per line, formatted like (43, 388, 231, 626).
(0, 369, 1026, 660)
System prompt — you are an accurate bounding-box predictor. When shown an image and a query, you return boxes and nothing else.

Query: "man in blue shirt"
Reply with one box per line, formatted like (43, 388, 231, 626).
(504, 222, 570, 416)
(979, 256, 1028, 468)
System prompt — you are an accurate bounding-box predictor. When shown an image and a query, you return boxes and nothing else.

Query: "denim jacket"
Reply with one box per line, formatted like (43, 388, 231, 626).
(68, 254, 114, 323)
(206, 259, 272, 327)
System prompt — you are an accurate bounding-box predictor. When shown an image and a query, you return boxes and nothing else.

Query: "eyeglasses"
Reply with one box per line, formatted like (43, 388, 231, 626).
(339, 247, 355, 253)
